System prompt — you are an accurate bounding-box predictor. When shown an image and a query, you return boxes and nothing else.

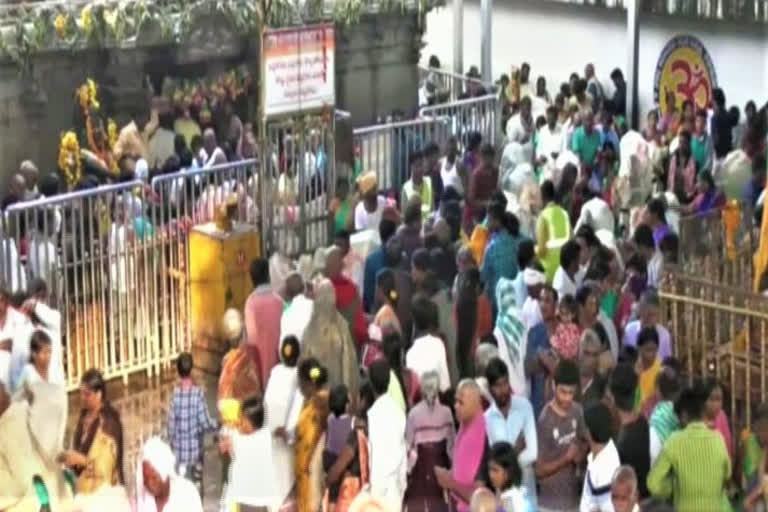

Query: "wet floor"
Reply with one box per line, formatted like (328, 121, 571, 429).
(66, 370, 223, 511)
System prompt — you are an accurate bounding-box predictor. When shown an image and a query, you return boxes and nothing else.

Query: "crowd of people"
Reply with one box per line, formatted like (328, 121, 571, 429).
(210, 60, 768, 512)
(1, 56, 768, 512)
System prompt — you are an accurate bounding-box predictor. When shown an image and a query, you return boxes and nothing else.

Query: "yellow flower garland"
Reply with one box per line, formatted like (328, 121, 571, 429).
(54, 13, 68, 38)
(58, 131, 82, 190)
(107, 118, 118, 150)
(80, 6, 93, 34)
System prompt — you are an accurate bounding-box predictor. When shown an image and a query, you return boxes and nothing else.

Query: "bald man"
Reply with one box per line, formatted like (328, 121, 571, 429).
(435, 380, 488, 511)
(19, 161, 39, 199)
(469, 489, 500, 512)
(324, 246, 367, 346)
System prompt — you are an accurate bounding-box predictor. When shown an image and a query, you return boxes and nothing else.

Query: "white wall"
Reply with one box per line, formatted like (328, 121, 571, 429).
(422, 0, 767, 120)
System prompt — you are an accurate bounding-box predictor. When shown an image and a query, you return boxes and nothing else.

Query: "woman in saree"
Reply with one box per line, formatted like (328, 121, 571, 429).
(455, 268, 493, 380)
(364, 269, 402, 368)
(301, 278, 360, 400)
(59, 368, 124, 494)
(681, 170, 725, 216)
(218, 308, 262, 412)
(295, 358, 331, 512)
(382, 332, 421, 411)
(217, 308, 262, 486)
(324, 380, 376, 512)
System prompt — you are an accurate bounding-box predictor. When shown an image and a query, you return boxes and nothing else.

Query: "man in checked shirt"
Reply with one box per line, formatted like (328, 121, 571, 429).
(167, 352, 218, 496)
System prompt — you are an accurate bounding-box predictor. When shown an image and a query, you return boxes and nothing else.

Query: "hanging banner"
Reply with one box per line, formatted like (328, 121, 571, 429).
(263, 23, 335, 119)
(654, 34, 717, 115)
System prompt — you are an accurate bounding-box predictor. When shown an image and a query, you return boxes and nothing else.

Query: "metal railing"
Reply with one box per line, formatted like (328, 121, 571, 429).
(676, 202, 754, 286)
(260, 115, 336, 256)
(527, 0, 768, 22)
(0, 144, 337, 389)
(418, 65, 495, 104)
(420, 93, 499, 152)
(661, 274, 768, 432)
(1, 181, 167, 390)
(150, 158, 259, 376)
(642, 0, 768, 22)
(353, 93, 499, 196)
(353, 117, 452, 193)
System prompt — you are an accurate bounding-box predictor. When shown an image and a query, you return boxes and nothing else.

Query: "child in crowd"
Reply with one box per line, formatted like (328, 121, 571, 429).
(324, 384, 353, 511)
(167, 352, 218, 496)
(223, 395, 280, 511)
(550, 294, 581, 360)
(487, 441, 535, 512)
(635, 326, 662, 411)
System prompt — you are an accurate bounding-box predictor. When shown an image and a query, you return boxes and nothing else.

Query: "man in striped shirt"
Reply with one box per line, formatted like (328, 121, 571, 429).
(647, 386, 731, 512)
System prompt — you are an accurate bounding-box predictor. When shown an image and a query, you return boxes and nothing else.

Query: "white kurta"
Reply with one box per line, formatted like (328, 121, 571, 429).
(368, 394, 407, 512)
(27, 236, 58, 285)
(280, 295, 314, 346)
(226, 429, 281, 510)
(109, 223, 132, 295)
(263, 364, 303, 507)
(0, 238, 26, 293)
(1, 308, 32, 391)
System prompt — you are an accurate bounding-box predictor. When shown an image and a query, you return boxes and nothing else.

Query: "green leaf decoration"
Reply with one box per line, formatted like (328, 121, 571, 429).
(0, 0, 431, 67)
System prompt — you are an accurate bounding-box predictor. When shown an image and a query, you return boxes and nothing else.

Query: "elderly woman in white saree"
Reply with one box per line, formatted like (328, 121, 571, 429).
(134, 437, 203, 512)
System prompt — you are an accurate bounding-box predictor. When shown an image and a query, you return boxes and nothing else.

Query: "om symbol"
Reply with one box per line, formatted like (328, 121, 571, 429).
(670, 59, 711, 109)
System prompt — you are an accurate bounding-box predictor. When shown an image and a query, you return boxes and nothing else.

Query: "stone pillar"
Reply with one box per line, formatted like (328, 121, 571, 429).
(480, 0, 492, 83)
(626, 0, 640, 130)
(453, 0, 463, 76)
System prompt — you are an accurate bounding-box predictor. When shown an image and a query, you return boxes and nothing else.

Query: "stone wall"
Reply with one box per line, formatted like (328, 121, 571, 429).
(0, 12, 424, 189)
(335, 11, 424, 126)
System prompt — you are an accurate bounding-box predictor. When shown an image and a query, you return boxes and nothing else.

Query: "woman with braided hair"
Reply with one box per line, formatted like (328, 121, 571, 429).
(295, 358, 331, 512)
(264, 335, 303, 509)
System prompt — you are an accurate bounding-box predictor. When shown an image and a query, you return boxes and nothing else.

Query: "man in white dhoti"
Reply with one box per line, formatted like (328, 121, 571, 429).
(367, 359, 407, 512)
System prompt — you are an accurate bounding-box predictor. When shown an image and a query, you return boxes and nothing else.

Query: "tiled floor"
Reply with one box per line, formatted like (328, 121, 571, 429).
(66, 371, 223, 511)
